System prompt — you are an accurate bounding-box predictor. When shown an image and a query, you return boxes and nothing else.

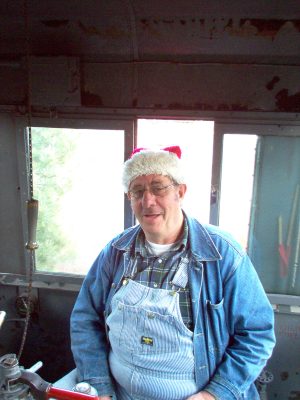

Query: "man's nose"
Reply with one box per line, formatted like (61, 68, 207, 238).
(141, 189, 156, 206)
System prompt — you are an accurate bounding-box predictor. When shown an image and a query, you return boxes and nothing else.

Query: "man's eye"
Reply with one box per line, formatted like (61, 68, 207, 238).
(133, 189, 144, 197)
(152, 187, 164, 194)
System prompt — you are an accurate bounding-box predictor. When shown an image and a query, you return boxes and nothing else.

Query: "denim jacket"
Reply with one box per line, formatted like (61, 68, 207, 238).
(70, 215, 275, 399)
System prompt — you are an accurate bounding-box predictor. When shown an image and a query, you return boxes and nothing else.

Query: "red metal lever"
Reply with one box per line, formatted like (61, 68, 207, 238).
(18, 370, 99, 400)
(47, 386, 99, 400)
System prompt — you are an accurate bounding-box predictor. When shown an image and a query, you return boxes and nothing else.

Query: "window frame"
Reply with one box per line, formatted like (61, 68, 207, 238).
(2, 113, 300, 304)
(10, 116, 135, 291)
(214, 122, 300, 308)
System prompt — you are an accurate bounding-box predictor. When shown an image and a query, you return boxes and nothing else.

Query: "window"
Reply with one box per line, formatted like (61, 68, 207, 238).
(249, 135, 300, 296)
(30, 119, 214, 276)
(219, 134, 257, 249)
(25, 119, 300, 298)
(31, 127, 124, 275)
(215, 124, 300, 297)
(137, 119, 214, 223)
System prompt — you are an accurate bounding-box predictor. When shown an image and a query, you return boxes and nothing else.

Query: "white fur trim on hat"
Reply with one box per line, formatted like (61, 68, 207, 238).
(122, 148, 185, 192)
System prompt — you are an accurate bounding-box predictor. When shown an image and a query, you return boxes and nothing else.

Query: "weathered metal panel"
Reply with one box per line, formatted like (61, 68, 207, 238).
(0, 67, 25, 105)
(82, 62, 300, 112)
(0, 1, 300, 63)
(267, 310, 300, 399)
(0, 59, 299, 112)
(31, 57, 81, 107)
(82, 62, 136, 108)
(0, 114, 25, 274)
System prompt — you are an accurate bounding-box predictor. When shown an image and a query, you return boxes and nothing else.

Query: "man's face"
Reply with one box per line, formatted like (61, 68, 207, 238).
(128, 174, 187, 244)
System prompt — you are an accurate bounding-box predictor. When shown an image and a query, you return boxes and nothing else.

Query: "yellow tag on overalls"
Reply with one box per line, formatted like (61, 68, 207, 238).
(141, 336, 154, 346)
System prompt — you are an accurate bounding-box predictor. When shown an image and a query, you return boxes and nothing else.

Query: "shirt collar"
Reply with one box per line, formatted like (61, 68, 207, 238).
(134, 218, 189, 257)
(113, 213, 221, 262)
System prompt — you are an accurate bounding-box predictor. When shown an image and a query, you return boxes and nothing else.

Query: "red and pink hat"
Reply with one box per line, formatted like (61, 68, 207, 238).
(122, 145, 185, 192)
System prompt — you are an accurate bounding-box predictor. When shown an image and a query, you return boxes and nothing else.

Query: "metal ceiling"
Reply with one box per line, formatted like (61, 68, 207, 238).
(0, 0, 300, 65)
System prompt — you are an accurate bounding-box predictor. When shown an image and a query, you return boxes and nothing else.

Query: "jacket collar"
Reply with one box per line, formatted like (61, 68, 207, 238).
(112, 224, 140, 252)
(112, 213, 222, 262)
(186, 215, 222, 261)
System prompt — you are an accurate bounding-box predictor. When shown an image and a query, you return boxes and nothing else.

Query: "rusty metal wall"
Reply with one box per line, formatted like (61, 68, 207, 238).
(0, 0, 300, 113)
(0, 59, 300, 113)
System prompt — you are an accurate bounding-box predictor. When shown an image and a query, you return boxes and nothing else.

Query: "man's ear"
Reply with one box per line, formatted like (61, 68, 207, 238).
(178, 184, 187, 200)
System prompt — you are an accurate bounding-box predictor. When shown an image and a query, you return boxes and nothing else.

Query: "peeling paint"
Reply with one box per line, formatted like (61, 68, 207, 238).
(165, 102, 258, 112)
(244, 18, 286, 39)
(140, 18, 205, 28)
(225, 19, 258, 38)
(266, 76, 280, 90)
(281, 371, 289, 381)
(140, 18, 149, 26)
(81, 91, 103, 107)
(139, 19, 161, 36)
(168, 102, 192, 109)
(218, 103, 250, 111)
(247, 19, 300, 36)
(78, 21, 128, 39)
(294, 21, 300, 31)
(276, 89, 300, 112)
(41, 20, 69, 28)
(226, 18, 300, 40)
(162, 19, 175, 24)
(138, 17, 300, 42)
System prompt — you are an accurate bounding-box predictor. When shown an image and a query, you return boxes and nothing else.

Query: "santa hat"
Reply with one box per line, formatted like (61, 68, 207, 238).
(122, 145, 185, 192)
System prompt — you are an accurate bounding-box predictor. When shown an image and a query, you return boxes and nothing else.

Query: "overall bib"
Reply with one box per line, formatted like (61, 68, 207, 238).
(106, 260, 198, 400)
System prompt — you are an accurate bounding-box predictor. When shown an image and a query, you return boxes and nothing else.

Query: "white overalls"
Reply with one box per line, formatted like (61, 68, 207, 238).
(106, 259, 198, 400)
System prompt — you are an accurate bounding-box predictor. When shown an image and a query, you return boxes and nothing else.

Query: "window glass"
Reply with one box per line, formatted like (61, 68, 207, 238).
(219, 134, 257, 249)
(31, 127, 124, 275)
(137, 119, 214, 223)
(249, 135, 300, 296)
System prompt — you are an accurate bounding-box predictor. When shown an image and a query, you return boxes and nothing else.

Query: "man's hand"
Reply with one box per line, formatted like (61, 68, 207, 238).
(98, 396, 112, 400)
(186, 391, 216, 400)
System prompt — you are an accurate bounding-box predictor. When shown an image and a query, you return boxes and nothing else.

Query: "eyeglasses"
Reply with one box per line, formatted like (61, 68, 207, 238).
(128, 183, 177, 200)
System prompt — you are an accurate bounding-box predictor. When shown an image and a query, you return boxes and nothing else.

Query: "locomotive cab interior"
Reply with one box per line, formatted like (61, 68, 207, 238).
(1, 1, 300, 399)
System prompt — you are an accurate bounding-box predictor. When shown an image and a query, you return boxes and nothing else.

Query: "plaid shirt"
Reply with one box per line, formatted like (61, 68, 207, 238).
(125, 219, 193, 330)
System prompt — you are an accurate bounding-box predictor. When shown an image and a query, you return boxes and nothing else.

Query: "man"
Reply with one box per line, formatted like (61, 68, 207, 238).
(70, 146, 275, 400)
